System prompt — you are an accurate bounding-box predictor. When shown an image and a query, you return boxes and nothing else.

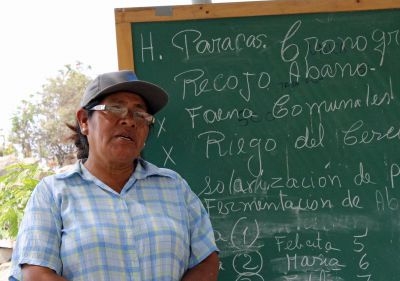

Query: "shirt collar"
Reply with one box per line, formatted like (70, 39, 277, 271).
(133, 158, 173, 179)
(54, 161, 82, 179)
(55, 158, 173, 180)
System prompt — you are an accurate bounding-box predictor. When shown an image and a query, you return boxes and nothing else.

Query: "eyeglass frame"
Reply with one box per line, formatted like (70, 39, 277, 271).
(88, 104, 155, 126)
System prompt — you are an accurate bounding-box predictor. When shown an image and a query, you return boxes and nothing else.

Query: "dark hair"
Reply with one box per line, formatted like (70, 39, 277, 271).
(66, 121, 89, 160)
(66, 100, 99, 160)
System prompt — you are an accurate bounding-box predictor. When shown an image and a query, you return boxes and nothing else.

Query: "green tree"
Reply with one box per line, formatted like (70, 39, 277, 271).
(0, 144, 16, 157)
(37, 63, 91, 166)
(9, 97, 39, 158)
(10, 63, 91, 166)
(0, 162, 52, 239)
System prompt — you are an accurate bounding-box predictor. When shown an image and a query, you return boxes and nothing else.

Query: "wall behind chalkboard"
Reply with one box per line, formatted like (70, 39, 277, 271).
(116, 2, 400, 280)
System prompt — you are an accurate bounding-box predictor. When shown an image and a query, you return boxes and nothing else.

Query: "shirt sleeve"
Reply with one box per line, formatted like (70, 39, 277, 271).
(9, 178, 62, 280)
(182, 178, 219, 268)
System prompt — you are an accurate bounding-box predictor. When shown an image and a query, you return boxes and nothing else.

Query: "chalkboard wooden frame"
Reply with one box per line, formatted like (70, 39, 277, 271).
(115, 0, 400, 70)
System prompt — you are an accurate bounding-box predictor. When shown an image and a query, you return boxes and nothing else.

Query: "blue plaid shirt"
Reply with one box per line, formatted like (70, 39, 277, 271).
(10, 159, 217, 281)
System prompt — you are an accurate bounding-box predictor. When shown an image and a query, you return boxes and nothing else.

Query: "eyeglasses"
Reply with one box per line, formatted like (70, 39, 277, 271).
(89, 104, 155, 126)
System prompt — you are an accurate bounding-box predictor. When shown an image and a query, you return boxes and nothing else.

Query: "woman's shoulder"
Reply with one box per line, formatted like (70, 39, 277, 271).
(34, 162, 85, 195)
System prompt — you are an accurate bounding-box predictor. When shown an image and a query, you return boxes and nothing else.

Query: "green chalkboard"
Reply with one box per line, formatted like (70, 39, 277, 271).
(131, 6, 400, 281)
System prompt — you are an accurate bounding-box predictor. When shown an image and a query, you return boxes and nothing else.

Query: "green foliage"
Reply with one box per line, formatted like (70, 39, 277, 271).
(9, 63, 92, 166)
(9, 97, 39, 158)
(0, 162, 52, 239)
(0, 143, 15, 157)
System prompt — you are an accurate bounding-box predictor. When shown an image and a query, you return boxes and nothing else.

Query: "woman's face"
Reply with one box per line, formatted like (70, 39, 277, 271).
(78, 92, 150, 166)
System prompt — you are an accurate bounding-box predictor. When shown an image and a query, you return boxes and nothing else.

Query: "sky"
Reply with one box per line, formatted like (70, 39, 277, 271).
(0, 0, 249, 139)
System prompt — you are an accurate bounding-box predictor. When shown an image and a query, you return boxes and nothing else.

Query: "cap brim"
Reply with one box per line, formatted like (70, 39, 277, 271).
(93, 80, 168, 114)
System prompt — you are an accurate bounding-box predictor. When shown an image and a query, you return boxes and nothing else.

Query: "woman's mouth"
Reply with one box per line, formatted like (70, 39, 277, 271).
(116, 134, 133, 142)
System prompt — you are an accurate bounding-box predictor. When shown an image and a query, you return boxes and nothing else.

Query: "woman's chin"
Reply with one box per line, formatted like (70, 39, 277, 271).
(106, 149, 138, 164)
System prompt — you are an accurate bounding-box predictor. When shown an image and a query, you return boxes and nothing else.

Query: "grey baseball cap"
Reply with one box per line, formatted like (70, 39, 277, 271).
(80, 70, 168, 114)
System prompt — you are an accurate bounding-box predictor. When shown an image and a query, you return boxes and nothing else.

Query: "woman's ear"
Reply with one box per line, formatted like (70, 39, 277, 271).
(77, 109, 89, 135)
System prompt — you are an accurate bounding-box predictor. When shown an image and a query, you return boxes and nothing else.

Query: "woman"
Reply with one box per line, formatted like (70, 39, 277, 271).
(9, 70, 219, 281)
